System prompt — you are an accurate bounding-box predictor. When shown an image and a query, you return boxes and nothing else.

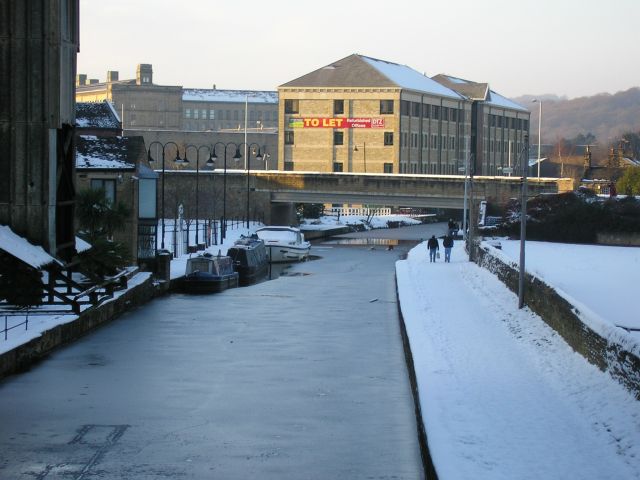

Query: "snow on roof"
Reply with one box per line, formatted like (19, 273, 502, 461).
(75, 102, 121, 129)
(360, 56, 463, 99)
(0, 225, 61, 269)
(486, 90, 528, 112)
(75, 236, 92, 254)
(183, 89, 278, 104)
(76, 135, 136, 170)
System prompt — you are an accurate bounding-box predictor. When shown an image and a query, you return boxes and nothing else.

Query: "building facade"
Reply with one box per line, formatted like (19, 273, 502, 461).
(75, 64, 279, 167)
(278, 54, 529, 176)
(1, 0, 79, 259)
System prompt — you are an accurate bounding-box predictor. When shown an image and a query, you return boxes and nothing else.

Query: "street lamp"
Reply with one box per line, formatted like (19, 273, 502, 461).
(354, 142, 367, 172)
(518, 134, 530, 309)
(211, 142, 241, 241)
(532, 99, 542, 178)
(147, 141, 184, 252)
(237, 142, 263, 229)
(184, 144, 215, 249)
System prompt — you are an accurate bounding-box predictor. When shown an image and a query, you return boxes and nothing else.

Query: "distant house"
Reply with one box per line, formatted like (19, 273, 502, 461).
(75, 101, 157, 264)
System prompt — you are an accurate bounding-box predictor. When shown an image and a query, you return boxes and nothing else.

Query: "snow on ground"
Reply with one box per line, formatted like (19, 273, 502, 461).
(300, 213, 421, 230)
(494, 240, 640, 338)
(396, 242, 640, 479)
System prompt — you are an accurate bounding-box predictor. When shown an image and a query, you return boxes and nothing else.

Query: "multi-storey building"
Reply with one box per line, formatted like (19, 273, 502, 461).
(278, 54, 529, 176)
(432, 75, 530, 176)
(182, 89, 278, 132)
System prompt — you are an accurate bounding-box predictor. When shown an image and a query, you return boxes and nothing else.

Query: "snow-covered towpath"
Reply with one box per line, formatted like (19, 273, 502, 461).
(396, 242, 640, 479)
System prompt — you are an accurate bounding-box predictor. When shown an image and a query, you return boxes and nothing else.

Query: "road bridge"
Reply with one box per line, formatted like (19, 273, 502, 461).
(160, 170, 574, 224)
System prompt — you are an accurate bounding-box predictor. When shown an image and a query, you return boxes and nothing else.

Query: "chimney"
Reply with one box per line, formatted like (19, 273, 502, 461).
(107, 70, 119, 82)
(76, 74, 87, 86)
(136, 64, 153, 85)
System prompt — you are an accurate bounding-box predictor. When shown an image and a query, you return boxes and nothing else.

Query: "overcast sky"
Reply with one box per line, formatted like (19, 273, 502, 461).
(77, 0, 639, 100)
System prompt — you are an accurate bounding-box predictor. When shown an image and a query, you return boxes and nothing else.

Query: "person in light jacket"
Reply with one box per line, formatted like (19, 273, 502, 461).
(427, 235, 439, 263)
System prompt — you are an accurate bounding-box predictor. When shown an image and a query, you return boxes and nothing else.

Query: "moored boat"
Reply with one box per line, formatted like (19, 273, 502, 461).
(227, 235, 269, 286)
(255, 226, 311, 263)
(181, 252, 239, 293)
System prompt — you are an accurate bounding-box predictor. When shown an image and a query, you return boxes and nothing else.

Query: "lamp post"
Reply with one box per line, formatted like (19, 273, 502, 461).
(354, 142, 367, 172)
(184, 145, 214, 249)
(532, 99, 542, 178)
(147, 141, 184, 252)
(211, 142, 241, 241)
(518, 134, 530, 309)
(238, 142, 263, 229)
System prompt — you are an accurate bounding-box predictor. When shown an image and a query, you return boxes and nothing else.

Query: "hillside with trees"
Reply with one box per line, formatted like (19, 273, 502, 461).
(513, 88, 640, 147)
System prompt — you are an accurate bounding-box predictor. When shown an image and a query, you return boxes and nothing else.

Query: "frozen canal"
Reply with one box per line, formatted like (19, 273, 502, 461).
(0, 224, 445, 479)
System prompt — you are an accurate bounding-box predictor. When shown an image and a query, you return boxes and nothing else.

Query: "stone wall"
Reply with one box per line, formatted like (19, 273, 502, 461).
(472, 242, 640, 399)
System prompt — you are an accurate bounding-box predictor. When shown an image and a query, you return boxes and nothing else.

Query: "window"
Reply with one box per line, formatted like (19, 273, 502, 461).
(412, 102, 421, 117)
(401, 100, 410, 116)
(333, 131, 344, 145)
(185, 109, 191, 119)
(333, 162, 343, 172)
(432, 106, 440, 120)
(209, 109, 215, 119)
(90, 179, 116, 204)
(380, 100, 394, 114)
(442, 107, 449, 121)
(334, 100, 344, 115)
(285, 99, 299, 114)
(451, 109, 457, 122)
(384, 163, 393, 173)
(194, 109, 199, 119)
(202, 110, 207, 120)
(431, 134, 437, 149)
(450, 136, 455, 150)
(402, 132, 407, 147)
(423, 104, 430, 118)
(284, 161, 294, 171)
(384, 132, 394, 146)
(284, 131, 294, 145)
(225, 110, 231, 120)
(233, 110, 239, 121)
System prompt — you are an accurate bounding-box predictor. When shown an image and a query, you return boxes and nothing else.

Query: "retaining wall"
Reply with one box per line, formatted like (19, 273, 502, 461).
(472, 242, 640, 400)
(0, 274, 160, 380)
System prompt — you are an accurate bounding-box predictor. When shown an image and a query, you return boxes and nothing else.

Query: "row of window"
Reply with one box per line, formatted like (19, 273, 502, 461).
(488, 140, 526, 154)
(284, 99, 396, 115)
(284, 131, 395, 146)
(184, 108, 277, 121)
(402, 132, 462, 151)
(488, 114, 529, 131)
(400, 101, 464, 122)
(330, 162, 394, 173)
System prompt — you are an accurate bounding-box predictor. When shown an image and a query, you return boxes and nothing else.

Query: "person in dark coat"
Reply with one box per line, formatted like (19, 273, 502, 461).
(427, 235, 439, 262)
(443, 234, 454, 263)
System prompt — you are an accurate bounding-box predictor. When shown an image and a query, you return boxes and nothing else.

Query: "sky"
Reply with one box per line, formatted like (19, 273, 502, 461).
(77, 0, 640, 100)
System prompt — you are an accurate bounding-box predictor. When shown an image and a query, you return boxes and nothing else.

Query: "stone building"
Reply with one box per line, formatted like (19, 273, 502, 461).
(75, 101, 155, 264)
(277, 54, 530, 176)
(75, 65, 279, 166)
(76, 64, 183, 130)
(432, 75, 530, 176)
(0, 0, 79, 260)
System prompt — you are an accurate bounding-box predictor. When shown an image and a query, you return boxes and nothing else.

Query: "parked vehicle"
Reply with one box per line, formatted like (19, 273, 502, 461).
(181, 252, 239, 293)
(227, 235, 269, 286)
(255, 226, 311, 263)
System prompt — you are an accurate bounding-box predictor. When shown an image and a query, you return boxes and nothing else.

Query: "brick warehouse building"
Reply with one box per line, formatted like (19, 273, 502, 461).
(278, 54, 530, 176)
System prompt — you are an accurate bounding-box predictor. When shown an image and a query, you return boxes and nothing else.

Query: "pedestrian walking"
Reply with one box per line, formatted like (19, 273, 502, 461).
(447, 219, 457, 237)
(427, 235, 439, 263)
(443, 234, 454, 263)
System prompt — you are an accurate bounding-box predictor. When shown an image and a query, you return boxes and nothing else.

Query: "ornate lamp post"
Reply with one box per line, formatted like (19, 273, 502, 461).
(184, 145, 214, 249)
(238, 142, 263, 229)
(147, 141, 184, 252)
(211, 142, 241, 241)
